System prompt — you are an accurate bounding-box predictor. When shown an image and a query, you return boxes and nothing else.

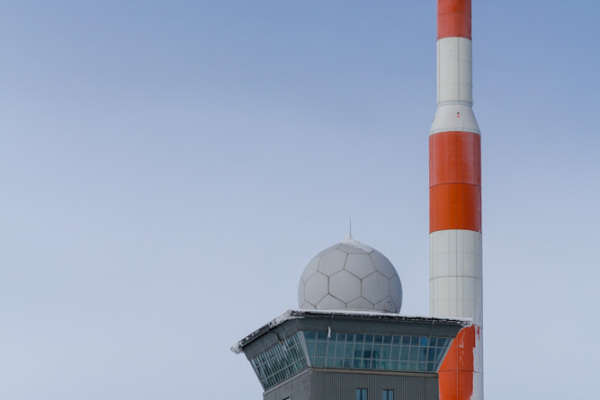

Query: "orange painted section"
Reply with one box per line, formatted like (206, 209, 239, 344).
(430, 183, 481, 233)
(438, 0, 471, 40)
(430, 131, 480, 186)
(430, 130, 481, 233)
(439, 325, 478, 400)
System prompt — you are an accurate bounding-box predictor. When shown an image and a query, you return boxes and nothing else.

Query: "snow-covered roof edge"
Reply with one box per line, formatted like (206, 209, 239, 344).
(230, 309, 471, 354)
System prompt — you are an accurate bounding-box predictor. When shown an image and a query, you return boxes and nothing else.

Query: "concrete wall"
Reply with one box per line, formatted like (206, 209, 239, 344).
(264, 369, 439, 400)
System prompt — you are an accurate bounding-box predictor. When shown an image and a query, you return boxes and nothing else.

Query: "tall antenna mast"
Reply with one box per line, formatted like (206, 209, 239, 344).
(430, 1, 483, 399)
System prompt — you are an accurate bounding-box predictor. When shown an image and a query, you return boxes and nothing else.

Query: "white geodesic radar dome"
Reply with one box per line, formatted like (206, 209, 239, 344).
(298, 235, 402, 313)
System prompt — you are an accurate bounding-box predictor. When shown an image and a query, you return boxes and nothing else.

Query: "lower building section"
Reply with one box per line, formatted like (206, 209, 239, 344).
(264, 369, 440, 400)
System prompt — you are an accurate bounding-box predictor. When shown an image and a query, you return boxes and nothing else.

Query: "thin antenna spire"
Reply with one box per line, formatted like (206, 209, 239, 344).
(344, 218, 354, 242)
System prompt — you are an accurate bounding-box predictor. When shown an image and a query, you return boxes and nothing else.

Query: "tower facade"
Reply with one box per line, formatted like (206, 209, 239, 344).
(429, 1, 483, 400)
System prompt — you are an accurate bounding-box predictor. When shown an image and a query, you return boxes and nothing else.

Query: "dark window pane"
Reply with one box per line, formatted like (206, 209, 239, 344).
(354, 343, 364, 357)
(409, 347, 418, 361)
(400, 346, 409, 360)
(326, 343, 335, 357)
(249, 333, 308, 390)
(356, 388, 367, 400)
(345, 342, 354, 357)
(316, 342, 326, 356)
(335, 342, 344, 356)
(417, 347, 428, 361)
(427, 347, 436, 362)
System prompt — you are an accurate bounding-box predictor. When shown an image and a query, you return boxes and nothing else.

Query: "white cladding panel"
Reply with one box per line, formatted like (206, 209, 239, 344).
(437, 37, 473, 104)
(430, 229, 482, 279)
(430, 103, 480, 135)
(430, 276, 482, 322)
(430, 230, 482, 324)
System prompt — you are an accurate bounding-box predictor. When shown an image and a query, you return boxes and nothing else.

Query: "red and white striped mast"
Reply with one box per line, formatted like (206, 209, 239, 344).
(429, 1, 483, 400)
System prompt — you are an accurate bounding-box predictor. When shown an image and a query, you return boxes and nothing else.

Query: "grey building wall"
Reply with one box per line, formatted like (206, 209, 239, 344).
(264, 369, 439, 400)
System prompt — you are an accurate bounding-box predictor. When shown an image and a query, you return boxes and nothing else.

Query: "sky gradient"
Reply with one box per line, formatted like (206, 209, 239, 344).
(1, 1, 599, 399)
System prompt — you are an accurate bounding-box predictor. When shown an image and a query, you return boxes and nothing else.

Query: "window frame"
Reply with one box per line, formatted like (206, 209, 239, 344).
(356, 388, 367, 400)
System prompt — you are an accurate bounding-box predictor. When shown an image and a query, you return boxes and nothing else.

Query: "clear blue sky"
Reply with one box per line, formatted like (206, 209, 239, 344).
(1, 1, 599, 399)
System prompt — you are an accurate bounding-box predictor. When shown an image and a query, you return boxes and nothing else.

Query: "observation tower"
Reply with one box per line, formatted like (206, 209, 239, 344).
(233, 237, 468, 400)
